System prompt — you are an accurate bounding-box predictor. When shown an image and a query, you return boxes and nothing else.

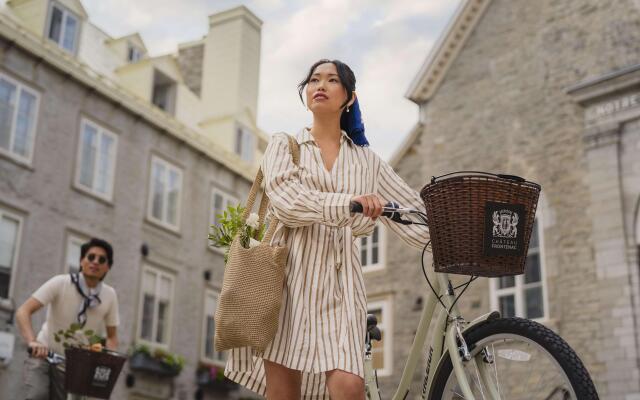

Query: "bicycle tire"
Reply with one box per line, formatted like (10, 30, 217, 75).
(429, 317, 598, 400)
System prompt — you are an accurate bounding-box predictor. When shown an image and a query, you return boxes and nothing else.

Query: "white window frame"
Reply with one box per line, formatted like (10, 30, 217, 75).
(360, 225, 386, 273)
(136, 265, 175, 348)
(146, 155, 183, 232)
(489, 216, 548, 322)
(234, 125, 255, 163)
(367, 297, 393, 377)
(74, 118, 118, 202)
(127, 43, 143, 63)
(0, 72, 40, 165)
(201, 288, 225, 365)
(209, 186, 239, 253)
(64, 232, 88, 275)
(0, 207, 23, 300)
(45, 1, 81, 54)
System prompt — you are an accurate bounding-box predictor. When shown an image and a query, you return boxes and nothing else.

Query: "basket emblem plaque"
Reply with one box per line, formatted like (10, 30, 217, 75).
(91, 366, 112, 387)
(484, 202, 526, 257)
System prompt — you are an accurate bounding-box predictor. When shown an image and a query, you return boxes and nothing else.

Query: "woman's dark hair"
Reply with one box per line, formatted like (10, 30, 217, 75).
(297, 59, 356, 110)
(80, 238, 114, 267)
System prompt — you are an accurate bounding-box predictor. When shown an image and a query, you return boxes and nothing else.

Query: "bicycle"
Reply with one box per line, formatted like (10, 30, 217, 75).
(351, 200, 598, 400)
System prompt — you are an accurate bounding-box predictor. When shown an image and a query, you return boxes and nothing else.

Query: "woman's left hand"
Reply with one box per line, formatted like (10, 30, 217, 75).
(351, 193, 384, 221)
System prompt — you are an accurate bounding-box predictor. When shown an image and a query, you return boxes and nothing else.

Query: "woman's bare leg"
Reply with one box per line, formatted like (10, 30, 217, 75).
(325, 369, 365, 400)
(263, 359, 302, 400)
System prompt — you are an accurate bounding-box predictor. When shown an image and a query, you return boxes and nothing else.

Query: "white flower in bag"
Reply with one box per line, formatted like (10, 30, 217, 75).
(246, 213, 260, 229)
(249, 237, 261, 248)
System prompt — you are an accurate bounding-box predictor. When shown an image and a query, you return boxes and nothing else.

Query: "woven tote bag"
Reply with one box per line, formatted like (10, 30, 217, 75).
(214, 134, 300, 353)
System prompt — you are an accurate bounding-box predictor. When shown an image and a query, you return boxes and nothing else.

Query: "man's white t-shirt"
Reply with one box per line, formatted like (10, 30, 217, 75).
(32, 274, 119, 354)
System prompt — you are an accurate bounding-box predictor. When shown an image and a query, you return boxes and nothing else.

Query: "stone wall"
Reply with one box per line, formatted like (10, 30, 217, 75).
(368, 1, 640, 398)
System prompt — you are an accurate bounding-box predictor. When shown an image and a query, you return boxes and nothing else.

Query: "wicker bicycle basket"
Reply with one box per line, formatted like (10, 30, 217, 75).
(419, 172, 541, 277)
(64, 347, 127, 399)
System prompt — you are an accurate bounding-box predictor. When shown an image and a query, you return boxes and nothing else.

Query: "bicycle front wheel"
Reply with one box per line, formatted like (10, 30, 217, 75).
(429, 317, 598, 400)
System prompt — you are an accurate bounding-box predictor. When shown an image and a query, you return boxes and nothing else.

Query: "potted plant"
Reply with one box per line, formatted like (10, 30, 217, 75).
(196, 364, 238, 391)
(129, 344, 185, 378)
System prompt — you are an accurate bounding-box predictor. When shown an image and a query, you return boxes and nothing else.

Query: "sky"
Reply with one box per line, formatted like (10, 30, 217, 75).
(68, 1, 461, 160)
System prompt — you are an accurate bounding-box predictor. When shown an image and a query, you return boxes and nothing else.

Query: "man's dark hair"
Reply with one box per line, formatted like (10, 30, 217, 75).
(298, 59, 356, 110)
(80, 238, 114, 267)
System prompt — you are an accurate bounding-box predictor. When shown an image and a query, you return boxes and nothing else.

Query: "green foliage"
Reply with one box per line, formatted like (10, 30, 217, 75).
(53, 323, 105, 350)
(208, 203, 266, 264)
(131, 344, 185, 373)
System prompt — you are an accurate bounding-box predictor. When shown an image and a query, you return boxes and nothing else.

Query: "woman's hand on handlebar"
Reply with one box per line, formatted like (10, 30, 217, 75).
(351, 193, 384, 221)
(28, 341, 48, 358)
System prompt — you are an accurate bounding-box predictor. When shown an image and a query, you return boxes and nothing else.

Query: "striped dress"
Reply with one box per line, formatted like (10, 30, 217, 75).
(225, 128, 430, 398)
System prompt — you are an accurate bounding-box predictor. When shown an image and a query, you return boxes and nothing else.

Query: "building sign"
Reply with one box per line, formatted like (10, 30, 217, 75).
(585, 92, 640, 121)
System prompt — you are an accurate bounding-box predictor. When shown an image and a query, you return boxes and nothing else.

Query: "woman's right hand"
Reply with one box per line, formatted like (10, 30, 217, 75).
(351, 193, 384, 221)
(28, 341, 48, 358)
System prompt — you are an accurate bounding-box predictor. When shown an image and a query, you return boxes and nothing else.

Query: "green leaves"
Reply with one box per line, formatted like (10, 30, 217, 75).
(55, 323, 106, 350)
(208, 203, 267, 264)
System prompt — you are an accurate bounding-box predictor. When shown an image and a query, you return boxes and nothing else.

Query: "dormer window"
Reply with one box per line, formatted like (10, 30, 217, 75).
(46, 2, 80, 54)
(152, 70, 176, 115)
(128, 44, 143, 63)
(235, 125, 254, 162)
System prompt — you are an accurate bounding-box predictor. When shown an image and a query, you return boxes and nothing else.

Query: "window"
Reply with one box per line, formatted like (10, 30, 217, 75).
(75, 119, 118, 201)
(127, 44, 143, 63)
(65, 233, 87, 274)
(0, 208, 22, 299)
(138, 266, 175, 346)
(151, 70, 176, 115)
(202, 289, 225, 364)
(235, 126, 255, 162)
(360, 225, 385, 272)
(0, 73, 40, 163)
(490, 218, 547, 320)
(147, 156, 182, 231)
(367, 298, 392, 376)
(210, 188, 239, 228)
(47, 2, 80, 53)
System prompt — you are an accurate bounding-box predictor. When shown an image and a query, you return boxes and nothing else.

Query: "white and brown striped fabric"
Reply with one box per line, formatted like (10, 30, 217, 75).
(225, 128, 430, 398)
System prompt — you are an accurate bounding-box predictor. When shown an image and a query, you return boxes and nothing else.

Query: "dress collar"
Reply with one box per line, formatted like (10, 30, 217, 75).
(295, 127, 354, 146)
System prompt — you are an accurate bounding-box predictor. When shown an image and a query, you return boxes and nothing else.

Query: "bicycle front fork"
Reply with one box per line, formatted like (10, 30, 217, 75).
(445, 318, 502, 400)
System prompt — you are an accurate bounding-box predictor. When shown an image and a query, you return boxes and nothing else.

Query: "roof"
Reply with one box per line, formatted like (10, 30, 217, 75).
(391, 0, 492, 165)
(0, 12, 257, 182)
(405, 0, 492, 103)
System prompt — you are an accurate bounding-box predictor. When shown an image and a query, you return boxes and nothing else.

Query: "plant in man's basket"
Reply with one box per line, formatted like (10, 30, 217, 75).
(196, 364, 238, 391)
(208, 203, 265, 264)
(53, 323, 127, 399)
(54, 322, 105, 351)
(129, 344, 185, 377)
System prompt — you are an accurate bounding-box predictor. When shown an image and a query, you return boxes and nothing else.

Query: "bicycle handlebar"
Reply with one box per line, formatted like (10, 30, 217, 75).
(350, 201, 426, 226)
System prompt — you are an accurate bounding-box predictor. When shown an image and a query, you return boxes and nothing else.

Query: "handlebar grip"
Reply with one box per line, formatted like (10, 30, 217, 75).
(27, 346, 53, 358)
(350, 201, 399, 218)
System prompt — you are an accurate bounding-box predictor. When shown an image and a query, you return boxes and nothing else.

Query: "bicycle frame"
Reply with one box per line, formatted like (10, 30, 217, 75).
(365, 267, 501, 400)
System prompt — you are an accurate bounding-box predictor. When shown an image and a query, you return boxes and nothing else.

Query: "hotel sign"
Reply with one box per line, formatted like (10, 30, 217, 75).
(585, 92, 640, 121)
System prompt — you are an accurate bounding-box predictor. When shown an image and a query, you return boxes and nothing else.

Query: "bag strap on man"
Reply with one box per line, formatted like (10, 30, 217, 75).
(242, 134, 299, 244)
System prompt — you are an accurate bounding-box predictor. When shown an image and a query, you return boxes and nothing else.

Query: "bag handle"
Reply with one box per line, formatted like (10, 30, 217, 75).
(241, 134, 300, 243)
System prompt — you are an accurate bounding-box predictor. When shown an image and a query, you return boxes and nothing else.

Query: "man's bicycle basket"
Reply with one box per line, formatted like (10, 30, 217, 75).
(65, 347, 127, 399)
(420, 172, 541, 277)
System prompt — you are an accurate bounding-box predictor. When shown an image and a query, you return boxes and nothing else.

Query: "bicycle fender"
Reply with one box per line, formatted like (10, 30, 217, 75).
(427, 311, 500, 399)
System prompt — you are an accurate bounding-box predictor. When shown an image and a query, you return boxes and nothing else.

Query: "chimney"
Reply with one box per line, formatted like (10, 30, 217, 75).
(201, 6, 262, 123)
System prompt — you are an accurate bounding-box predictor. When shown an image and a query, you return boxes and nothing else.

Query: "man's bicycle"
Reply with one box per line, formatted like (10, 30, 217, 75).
(352, 172, 598, 400)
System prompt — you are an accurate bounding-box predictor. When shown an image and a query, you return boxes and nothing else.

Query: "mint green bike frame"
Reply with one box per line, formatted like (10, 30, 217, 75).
(364, 269, 501, 400)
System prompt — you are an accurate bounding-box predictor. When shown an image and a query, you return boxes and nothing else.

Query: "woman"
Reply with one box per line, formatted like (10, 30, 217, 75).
(225, 59, 430, 399)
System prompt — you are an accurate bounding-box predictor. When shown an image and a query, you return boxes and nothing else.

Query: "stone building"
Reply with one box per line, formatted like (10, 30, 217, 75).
(0, 0, 266, 399)
(362, 0, 640, 399)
